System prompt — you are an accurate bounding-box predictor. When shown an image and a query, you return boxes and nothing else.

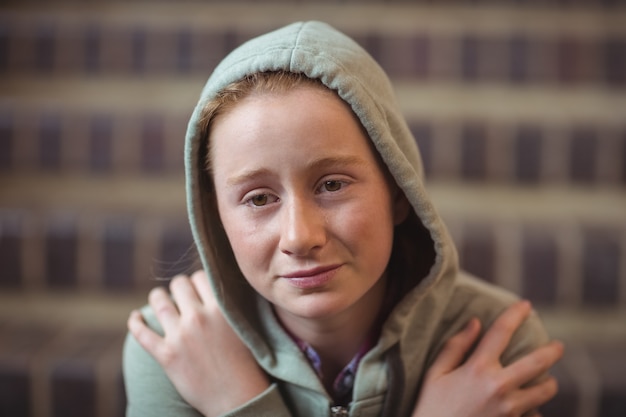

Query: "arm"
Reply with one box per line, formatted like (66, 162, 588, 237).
(412, 301, 564, 417)
(124, 270, 291, 417)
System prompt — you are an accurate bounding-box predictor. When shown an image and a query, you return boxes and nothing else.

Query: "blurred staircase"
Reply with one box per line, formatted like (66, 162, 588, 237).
(0, 1, 625, 417)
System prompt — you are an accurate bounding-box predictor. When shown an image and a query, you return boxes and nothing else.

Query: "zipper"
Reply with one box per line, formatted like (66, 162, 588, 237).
(330, 405, 349, 417)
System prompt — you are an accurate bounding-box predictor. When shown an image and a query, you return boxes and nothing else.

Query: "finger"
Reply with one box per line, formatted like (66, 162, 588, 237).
(426, 318, 481, 379)
(128, 309, 165, 357)
(510, 375, 559, 413)
(191, 270, 218, 307)
(148, 286, 180, 334)
(473, 300, 532, 360)
(170, 274, 202, 315)
(504, 340, 564, 387)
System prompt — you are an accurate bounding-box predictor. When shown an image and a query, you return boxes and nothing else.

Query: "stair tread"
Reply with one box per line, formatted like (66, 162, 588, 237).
(0, 291, 143, 332)
(0, 291, 624, 345)
(0, 4, 623, 415)
(3, 2, 625, 36)
(429, 181, 626, 224)
(0, 76, 205, 113)
(0, 173, 186, 215)
(2, 76, 624, 124)
(1, 174, 624, 224)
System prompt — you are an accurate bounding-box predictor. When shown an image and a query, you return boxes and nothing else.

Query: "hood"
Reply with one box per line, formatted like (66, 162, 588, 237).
(184, 21, 458, 377)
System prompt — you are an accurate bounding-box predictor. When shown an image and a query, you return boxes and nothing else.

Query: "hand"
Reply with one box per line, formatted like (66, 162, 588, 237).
(412, 300, 564, 417)
(128, 270, 270, 417)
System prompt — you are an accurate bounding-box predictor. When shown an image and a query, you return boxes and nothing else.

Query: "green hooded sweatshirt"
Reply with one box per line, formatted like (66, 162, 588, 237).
(123, 21, 549, 417)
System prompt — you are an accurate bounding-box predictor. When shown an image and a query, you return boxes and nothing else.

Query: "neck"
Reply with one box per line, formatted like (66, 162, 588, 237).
(276, 275, 388, 377)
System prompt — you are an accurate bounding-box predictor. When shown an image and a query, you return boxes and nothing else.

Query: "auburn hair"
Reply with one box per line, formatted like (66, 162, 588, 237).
(199, 71, 328, 174)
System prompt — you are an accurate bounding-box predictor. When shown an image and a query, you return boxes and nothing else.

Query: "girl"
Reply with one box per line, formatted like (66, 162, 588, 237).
(124, 21, 563, 417)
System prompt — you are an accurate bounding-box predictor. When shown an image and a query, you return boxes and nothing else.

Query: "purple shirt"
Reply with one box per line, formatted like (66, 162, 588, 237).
(292, 331, 377, 405)
(277, 278, 397, 405)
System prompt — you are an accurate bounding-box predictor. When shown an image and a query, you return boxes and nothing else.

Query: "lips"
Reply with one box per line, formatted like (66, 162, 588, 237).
(281, 265, 341, 289)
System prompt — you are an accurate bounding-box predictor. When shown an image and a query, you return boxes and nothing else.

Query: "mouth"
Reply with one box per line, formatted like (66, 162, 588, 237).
(281, 265, 342, 289)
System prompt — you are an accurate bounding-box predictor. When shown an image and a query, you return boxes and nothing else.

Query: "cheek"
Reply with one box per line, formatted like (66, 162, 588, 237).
(336, 199, 396, 259)
(220, 213, 275, 274)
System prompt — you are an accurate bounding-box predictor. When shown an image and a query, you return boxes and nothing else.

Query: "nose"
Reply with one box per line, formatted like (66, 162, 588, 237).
(279, 196, 327, 256)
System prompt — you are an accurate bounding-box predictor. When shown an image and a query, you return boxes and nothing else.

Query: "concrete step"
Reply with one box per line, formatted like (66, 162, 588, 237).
(1, 173, 624, 308)
(1, 76, 624, 185)
(431, 182, 626, 307)
(0, 290, 624, 417)
(0, 174, 194, 293)
(1, 2, 624, 86)
(0, 3, 624, 417)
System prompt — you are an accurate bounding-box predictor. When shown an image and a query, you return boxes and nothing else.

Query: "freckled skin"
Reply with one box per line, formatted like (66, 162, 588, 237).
(210, 87, 406, 335)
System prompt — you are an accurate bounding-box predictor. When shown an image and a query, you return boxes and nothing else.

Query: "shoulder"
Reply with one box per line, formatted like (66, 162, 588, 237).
(450, 272, 520, 316)
(122, 306, 164, 382)
(123, 305, 201, 417)
(443, 272, 550, 364)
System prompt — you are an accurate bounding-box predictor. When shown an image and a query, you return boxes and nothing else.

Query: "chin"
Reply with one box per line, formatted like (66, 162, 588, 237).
(280, 293, 354, 321)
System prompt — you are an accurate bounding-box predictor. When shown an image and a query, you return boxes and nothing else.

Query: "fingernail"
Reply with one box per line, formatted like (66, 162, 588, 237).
(466, 317, 478, 331)
(553, 340, 565, 353)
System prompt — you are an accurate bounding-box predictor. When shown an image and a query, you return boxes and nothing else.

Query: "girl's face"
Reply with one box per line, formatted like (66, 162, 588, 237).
(211, 87, 408, 324)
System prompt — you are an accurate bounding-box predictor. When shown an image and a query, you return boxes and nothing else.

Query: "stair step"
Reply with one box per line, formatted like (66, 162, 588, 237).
(1, 3, 624, 86)
(430, 181, 626, 224)
(3, 76, 624, 122)
(2, 174, 624, 222)
(1, 77, 624, 185)
(0, 290, 624, 417)
(0, 175, 194, 293)
(0, 3, 624, 417)
(0, 174, 624, 308)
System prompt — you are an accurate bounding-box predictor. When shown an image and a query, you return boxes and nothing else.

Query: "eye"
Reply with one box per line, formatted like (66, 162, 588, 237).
(250, 194, 269, 206)
(323, 180, 343, 192)
(245, 193, 278, 207)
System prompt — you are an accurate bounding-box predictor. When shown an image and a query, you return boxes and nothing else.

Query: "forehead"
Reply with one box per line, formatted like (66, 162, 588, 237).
(209, 86, 374, 160)
(207, 86, 397, 197)
(205, 86, 400, 196)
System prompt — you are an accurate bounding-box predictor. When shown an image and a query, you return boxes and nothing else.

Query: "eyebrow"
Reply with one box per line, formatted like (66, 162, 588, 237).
(226, 155, 368, 186)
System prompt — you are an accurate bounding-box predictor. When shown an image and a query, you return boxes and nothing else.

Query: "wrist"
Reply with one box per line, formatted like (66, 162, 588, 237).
(200, 372, 270, 417)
